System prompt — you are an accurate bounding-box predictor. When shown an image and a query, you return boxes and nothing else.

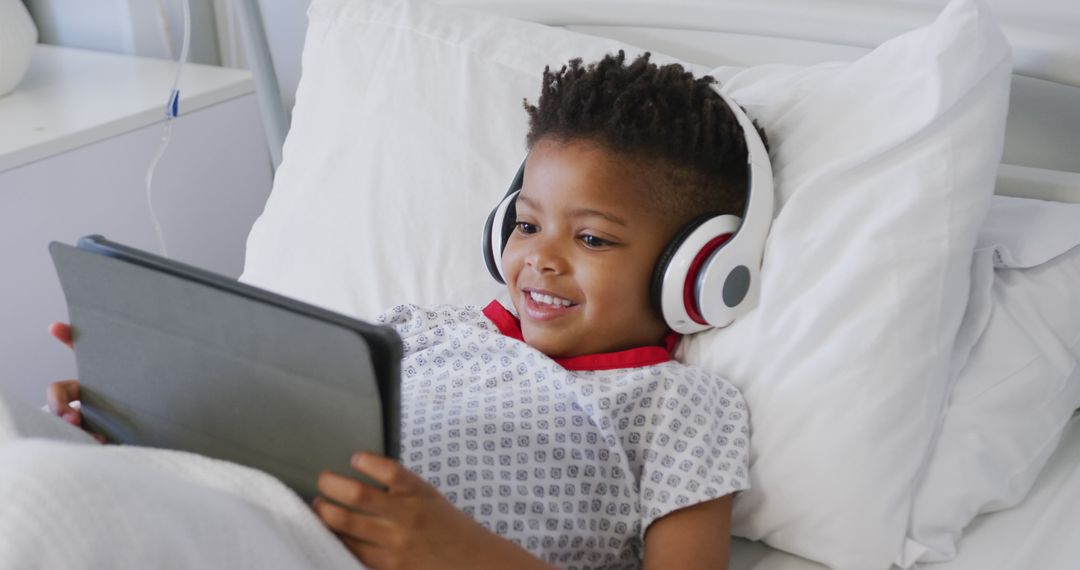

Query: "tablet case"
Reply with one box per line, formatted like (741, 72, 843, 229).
(50, 237, 401, 500)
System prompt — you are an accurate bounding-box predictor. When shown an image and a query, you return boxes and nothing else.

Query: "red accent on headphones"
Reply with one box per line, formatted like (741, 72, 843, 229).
(683, 233, 733, 325)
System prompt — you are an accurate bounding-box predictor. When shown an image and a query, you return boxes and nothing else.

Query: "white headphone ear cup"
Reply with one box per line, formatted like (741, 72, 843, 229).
(659, 215, 742, 334)
(481, 207, 503, 283)
(484, 190, 519, 284)
(694, 244, 756, 328)
(650, 214, 714, 312)
(484, 159, 527, 284)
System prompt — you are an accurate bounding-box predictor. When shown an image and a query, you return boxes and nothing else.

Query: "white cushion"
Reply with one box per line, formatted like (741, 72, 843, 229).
(241, 0, 1012, 567)
(905, 196, 1080, 563)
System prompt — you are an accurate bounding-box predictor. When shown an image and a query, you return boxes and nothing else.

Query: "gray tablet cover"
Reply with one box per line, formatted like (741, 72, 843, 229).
(50, 240, 401, 500)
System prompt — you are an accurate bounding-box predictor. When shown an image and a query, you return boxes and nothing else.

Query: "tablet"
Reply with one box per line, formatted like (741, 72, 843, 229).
(49, 235, 401, 500)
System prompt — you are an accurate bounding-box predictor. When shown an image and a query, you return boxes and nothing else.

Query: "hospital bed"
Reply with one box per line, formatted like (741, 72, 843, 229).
(237, 1, 1080, 567)
(2, 0, 1079, 568)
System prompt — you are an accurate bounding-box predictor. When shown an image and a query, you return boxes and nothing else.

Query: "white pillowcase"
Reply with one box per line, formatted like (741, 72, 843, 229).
(243, 0, 645, 316)
(905, 196, 1080, 563)
(979, 195, 1080, 270)
(241, 0, 1012, 567)
(675, 3, 1010, 566)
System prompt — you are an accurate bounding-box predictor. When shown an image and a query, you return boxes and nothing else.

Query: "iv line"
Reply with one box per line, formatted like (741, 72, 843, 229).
(145, 0, 191, 258)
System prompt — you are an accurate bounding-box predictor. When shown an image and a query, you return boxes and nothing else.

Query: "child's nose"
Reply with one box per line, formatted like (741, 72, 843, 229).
(525, 238, 568, 275)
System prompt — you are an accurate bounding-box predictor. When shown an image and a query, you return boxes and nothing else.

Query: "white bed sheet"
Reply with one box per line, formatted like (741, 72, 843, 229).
(729, 413, 1080, 569)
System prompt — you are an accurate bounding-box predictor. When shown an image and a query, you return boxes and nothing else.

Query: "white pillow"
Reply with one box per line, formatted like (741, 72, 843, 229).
(241, 0, 1011, 567)
(978, 195, 1080, 269)
(905, 196, 1080, 563)
(242, 0, 658, 315)
(675, 3, 1010, 567)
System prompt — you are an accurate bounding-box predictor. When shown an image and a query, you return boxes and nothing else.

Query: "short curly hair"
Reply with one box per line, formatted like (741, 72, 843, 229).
(522, 51, 767, 220)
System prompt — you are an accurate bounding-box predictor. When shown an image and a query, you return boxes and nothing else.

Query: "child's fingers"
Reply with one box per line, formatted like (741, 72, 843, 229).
(350, 452, 424, 493)
(44, 380, 107, 443)
(48, 322, 74, 350)
(317, 470, 394, 515)
(46, 380, 81, 416)
(313, 497, 395, 544)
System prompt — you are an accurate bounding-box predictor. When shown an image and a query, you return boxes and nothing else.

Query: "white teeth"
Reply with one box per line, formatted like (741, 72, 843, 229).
(530, 291, 573, 307)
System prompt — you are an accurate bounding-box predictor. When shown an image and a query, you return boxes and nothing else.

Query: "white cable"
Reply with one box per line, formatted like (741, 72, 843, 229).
(145, 0, 191, 258)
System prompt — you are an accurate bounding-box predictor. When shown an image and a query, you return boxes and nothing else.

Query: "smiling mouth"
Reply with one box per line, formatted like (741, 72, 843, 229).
(527, 290, 577, 308)
(521, 289, 580, 321)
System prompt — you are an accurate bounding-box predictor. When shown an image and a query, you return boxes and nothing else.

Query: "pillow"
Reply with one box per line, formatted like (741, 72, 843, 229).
(241, 0, 1011, 567)
(978, 195, 1080, 269)
(242, 0, 660, 315)
(905, 196, 1080, 563)
(674, 3, 1010, 566)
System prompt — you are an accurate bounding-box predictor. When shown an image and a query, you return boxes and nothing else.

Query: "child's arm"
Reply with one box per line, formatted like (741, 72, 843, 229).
(314, 453, 556, 570)
(643, 495, 734, 570)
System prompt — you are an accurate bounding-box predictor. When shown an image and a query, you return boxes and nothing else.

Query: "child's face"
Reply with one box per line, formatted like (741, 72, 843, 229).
(502, 137, 682, 358)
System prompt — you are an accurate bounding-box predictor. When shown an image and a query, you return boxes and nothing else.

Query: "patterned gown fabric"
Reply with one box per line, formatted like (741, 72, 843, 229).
(378, 302, 750, 569)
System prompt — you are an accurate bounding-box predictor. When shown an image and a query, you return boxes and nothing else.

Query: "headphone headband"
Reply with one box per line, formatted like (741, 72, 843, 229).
(654, 88, 774, 332)
(711, 88, 774, 289)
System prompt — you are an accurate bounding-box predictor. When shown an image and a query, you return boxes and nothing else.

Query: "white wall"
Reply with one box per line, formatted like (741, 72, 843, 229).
(26, 0, 1079, 138)
(214, 0, 309, 118)
(26, 0, 221, 65)
(251, 0, 308, 116)
(24, 0, 310, 122)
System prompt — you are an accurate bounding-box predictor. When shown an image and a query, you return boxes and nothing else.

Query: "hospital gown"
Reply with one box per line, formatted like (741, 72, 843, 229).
(379, 301, 750, 569)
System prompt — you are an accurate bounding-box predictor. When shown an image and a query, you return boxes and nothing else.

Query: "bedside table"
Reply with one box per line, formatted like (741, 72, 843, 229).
(0, 45, 273, 406)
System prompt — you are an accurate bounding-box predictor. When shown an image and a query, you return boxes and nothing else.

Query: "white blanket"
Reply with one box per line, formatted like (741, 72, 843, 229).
(0, 389, 364, 570)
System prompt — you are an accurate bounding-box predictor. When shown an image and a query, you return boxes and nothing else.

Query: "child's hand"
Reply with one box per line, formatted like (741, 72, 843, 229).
(314, 453, 553, 570)
(44, 322, 106, 443)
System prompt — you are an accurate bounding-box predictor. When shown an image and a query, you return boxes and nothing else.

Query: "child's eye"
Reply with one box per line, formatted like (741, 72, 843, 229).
(580, 234, 612, 249)
(515, 222, 538, 235)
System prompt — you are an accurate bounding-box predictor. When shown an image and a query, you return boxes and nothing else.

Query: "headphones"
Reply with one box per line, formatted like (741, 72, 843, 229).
(482, 89, 774, 334)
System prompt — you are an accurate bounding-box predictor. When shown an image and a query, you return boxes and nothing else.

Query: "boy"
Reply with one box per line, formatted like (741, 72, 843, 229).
(49, 51, 762, 569)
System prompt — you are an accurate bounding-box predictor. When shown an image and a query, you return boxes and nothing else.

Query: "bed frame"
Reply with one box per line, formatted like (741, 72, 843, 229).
(234, 0, 1080, 203)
